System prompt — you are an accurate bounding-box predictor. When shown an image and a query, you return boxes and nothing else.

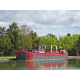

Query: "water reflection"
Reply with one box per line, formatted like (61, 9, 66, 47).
(15, 59, 68, 70)
(0, 59, 80, 70)
(26, 59, 68, 70)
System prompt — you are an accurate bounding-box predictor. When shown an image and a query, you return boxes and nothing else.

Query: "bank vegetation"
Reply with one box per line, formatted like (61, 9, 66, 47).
(0, 22, 80, 56)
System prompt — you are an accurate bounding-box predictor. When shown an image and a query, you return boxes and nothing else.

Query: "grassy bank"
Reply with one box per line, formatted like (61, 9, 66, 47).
(0, 56, 16, 57)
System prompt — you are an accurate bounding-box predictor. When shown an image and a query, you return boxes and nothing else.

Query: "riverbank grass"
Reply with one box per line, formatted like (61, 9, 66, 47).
(0, 56, 16, 57)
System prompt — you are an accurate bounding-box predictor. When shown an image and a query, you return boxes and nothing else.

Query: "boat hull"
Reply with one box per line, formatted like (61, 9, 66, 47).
(16, 52, 27, 60)
(16, 50, 68, 60)
(33, 54, 68, 60)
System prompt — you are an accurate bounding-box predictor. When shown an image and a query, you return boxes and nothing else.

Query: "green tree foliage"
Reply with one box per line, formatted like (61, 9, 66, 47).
(20, 35, 33, 49)
(0, 28, 12, 51)
(39, 36, 58, 50)
(39, 36, 58, 49)
(58, 34, 79, 56)
(3, 35, 12, 51)
(59, 34, 79, 50)
(46, 33, 58, 40)
(0, 22, 80, 56)
(46, 33, 55, 38)
(0, 35, 12, 56)
(0, 27, 6, 36)
(59, 36, 72, 50)
(20, 25, 32, 36)
(6, 22, 20, 50)
(30, 31, 40, 49)
(20, 25, 33, 49)
(76, 35, 80, 48)
(75, 35, 80, 55)
(72, 34, 79, 47)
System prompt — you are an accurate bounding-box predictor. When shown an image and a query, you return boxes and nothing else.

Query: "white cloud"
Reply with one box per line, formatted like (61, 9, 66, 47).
(59, 32, 67, 36)
(60, 33, 63, 35)
(0, 22, 8, 27)
(0, 10, 80, 37)
(26, 21, 64, 30)
(69, 23, 80, 28)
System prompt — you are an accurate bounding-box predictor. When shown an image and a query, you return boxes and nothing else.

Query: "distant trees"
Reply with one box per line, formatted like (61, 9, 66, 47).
(76, 35, 80, 48)
(58, 34, 79, 56)
(46, 33, 55, 38)
(0, 27, 6, 36)
(58, 36, 72, 50)
(76, 35, 80, 55)
(6, 22, 20, 50)
(0, 22, 80, 56)
(0, 34, 12, 56)
(67, 33, 71, 36)
(58, 34, 79, 50)
(30, 31, 40, 49)
(39, 35, 58, 49)
(0, 22, 34, 55)
(20, 25, 32, 36)
(20, 25, 33, 49)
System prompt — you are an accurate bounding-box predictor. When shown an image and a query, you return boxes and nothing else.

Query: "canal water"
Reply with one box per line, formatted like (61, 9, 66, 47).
(0, 59, 80, 70)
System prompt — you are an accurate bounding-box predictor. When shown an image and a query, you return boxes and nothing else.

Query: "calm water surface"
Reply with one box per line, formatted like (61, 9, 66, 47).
(0, 59, 80, 70)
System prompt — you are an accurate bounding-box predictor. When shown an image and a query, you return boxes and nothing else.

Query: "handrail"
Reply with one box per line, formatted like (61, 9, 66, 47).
(39, 45, 57, 52)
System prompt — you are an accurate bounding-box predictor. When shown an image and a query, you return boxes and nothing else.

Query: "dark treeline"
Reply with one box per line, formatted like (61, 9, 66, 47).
(0, 22, 80, 56)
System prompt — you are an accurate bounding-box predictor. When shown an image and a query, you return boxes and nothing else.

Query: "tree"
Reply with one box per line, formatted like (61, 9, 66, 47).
(29, 31, 39, 49)
(46, 33, 55, 38)
(20, 25, 32, 36)
(6, 22, 20, 50)
(67, 33, 71, 36)
(76, 35, 80, 49)
(20, 25, 33, 49)
(0, 35, 12, 55)
(3, 35, 12, 51)
(19, 34, 33, 49)
(0, 27, 6, 36)
(39, 36, 58, 49)
(72, 34, 79, 47)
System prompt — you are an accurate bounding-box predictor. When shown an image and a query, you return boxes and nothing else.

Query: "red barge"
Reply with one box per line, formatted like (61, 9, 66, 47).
(16, 45, 68, 60)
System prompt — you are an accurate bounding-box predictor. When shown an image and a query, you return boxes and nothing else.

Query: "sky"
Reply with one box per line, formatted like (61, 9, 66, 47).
(0, 10, 80, 39)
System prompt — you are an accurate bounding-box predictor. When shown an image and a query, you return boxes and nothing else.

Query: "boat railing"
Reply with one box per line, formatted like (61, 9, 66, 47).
(39, 49, 45, 53)
(39, 45, 58, 53)
(38, 48, 58, 53)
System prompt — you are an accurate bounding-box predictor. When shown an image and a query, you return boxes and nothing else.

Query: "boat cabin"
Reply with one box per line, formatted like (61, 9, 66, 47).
(39, 45, 58, 53)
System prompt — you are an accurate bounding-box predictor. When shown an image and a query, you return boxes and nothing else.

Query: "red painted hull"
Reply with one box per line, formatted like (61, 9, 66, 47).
(16, 50, 68, 60)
